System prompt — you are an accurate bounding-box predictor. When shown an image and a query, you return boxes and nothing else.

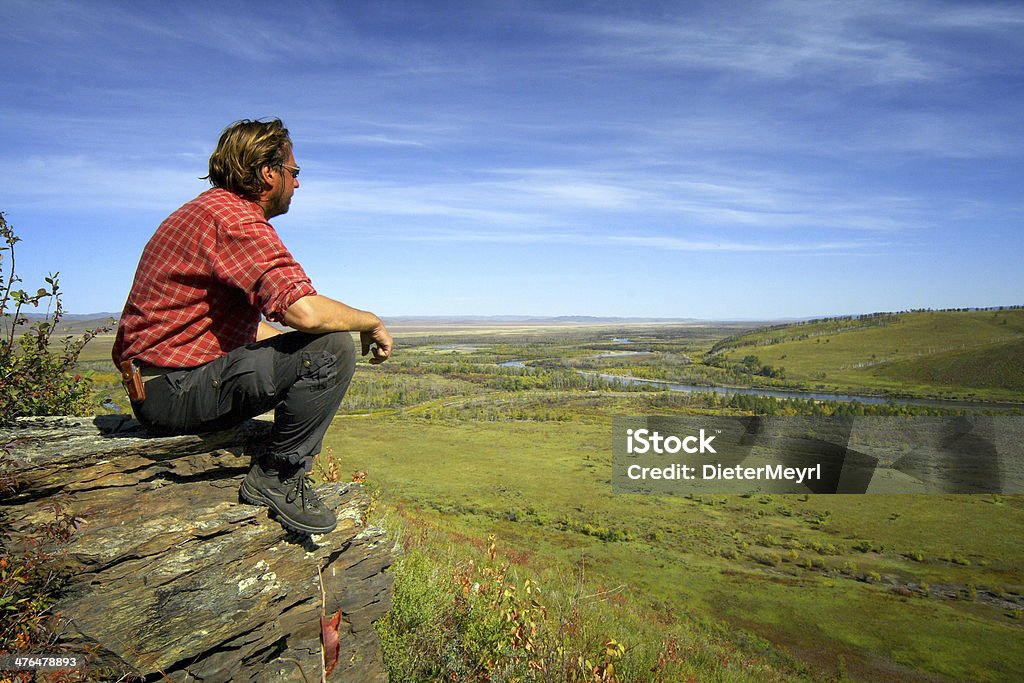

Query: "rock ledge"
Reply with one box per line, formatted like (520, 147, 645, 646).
(1, 415, 393, 682)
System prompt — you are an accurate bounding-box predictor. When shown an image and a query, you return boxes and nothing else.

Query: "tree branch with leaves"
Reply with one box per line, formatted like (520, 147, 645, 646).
(0, 211, 109, 423)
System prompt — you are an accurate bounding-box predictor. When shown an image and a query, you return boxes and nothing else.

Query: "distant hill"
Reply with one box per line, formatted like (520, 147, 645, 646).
(10, 312, 117, 336)
(877, 338, 1024, 392)
(379, 315, 701, 324)
(710, 307, 1024, 402)
(18, 312, 120, 321)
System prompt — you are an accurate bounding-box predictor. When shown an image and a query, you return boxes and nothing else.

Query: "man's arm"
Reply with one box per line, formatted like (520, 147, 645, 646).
(283, 294, 393, 364)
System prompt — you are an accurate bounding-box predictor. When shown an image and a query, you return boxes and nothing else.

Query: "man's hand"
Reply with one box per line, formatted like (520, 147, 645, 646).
(360, 323, 393, 364)
(283, 295, 394, 363)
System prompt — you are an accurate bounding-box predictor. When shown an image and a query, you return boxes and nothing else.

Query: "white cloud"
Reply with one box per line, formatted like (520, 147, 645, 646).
(547, 1, 950, 85)
(6, 154, 204, 212)
(604, 234, 883, 253)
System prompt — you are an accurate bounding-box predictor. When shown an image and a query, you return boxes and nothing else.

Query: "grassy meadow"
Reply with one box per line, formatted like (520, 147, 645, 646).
(710, 309, 1024, 403)
(79, 310, 1024, 681)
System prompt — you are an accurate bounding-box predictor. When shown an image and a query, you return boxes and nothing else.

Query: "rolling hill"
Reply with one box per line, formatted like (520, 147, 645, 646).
(712, 308, 1024, 402)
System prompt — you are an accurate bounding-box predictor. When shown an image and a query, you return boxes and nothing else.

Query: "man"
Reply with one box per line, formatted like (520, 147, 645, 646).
(113, 118, 393, 536)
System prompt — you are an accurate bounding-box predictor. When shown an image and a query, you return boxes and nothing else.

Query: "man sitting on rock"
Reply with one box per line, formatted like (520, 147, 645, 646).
(113, 118, 393, 536)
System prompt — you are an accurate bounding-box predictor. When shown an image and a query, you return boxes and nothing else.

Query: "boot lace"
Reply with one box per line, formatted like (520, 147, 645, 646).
(284, 471, 324, 512)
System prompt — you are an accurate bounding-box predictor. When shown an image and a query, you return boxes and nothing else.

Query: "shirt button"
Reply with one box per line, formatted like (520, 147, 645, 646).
(303, 360, 311, 368)
(211, 379, 221, 388)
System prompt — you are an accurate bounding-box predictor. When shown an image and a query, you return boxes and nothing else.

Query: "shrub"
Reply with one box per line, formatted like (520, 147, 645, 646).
(0, 466, 79, 658)
(0, 212, 104, 675)
(377, 535, 627, 682)
(749, 550, 781, 567)
(1, 211, 108, 423)
(942, 553, 971, 566)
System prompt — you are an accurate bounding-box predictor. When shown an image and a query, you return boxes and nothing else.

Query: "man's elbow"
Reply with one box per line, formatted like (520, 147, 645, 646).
(283, 296, 322, 333)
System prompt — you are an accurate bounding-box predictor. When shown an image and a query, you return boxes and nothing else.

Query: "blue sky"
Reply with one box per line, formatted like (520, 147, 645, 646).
(2, 0, 1022, 320)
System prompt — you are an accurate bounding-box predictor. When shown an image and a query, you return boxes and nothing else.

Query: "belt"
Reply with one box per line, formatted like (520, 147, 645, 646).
(139, 365, 177, 379)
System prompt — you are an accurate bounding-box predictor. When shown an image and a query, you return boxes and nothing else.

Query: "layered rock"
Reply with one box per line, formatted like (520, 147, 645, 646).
(1, 415, 393, 682)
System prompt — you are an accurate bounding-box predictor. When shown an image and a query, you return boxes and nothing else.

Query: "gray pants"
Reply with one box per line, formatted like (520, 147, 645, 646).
(133, 331, 356, 469)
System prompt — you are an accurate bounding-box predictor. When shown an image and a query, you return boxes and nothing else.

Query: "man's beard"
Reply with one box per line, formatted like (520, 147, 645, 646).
(267, 186, 291, 218)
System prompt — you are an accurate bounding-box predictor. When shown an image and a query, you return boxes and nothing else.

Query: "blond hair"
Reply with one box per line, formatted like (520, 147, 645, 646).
(205, 118, 292, 198)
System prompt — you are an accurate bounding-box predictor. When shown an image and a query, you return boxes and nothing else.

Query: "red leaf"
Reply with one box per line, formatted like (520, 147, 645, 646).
(321, 608, 343, 676)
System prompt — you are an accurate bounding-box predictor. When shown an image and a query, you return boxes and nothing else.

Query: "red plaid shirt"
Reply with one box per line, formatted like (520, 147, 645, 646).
(113, 188, 316, 368)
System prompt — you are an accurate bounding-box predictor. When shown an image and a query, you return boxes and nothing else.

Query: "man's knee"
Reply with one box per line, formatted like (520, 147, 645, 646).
(317, 329, 355, 355)
(328, 331, 356, 382)
(301, 331, 356, 385)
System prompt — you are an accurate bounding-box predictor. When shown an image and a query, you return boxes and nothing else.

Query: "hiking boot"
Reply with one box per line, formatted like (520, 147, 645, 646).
(240, 460, 338, 535)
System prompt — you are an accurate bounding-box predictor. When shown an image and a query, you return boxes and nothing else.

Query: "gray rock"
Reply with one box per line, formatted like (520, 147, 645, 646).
(1, 415, 394, 682)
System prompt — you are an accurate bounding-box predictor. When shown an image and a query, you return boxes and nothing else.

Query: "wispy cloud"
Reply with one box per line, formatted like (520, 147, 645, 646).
(7, 154, 205, 212)
(396, 229, 886, 255)
(326, 165, 922, 229)
(543, 1, 949, 84)
(928, 4, 1024, 32)
(332, 135, 428, 148)
(603, 235, 886, 253)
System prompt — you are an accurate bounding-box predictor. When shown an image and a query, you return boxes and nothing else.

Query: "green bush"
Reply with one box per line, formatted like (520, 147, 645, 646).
(1, 212, 107, 423)
(377, 536, 628, 682)
(0, 500, 78, 653)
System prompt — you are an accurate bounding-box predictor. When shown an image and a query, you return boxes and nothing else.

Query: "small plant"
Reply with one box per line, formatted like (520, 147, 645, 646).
(313, 445, 342, 483)
(749, 550, 781, 567)
(808, 510, 831, 528)
(1, 211, 109, 423)
(834, 654, 850, 682)
(0, 486, 80, 657)
(852, 539, 879, 553)
(377, 534, 627, 681)
(942, 553, 971, 566)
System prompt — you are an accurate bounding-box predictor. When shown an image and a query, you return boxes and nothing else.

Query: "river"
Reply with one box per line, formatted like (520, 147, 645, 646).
(498, 357, 1017, 411)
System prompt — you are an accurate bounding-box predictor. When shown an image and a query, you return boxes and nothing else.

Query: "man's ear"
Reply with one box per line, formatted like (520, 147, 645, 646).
(259, 164, 277, 192)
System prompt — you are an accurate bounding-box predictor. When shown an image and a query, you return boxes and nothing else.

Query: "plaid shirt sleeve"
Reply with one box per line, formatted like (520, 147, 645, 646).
(214, 215, 315, 323)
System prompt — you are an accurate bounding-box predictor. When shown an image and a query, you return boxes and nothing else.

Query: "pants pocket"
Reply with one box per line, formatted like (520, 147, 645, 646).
(217, 352, 277, 417)
(298, 350, 338, 390)
(134, 369, 216, 433)
(166, 369, 222, 430)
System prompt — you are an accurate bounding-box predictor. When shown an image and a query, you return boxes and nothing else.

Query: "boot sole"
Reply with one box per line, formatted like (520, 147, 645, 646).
(240, 478, 338, 535)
